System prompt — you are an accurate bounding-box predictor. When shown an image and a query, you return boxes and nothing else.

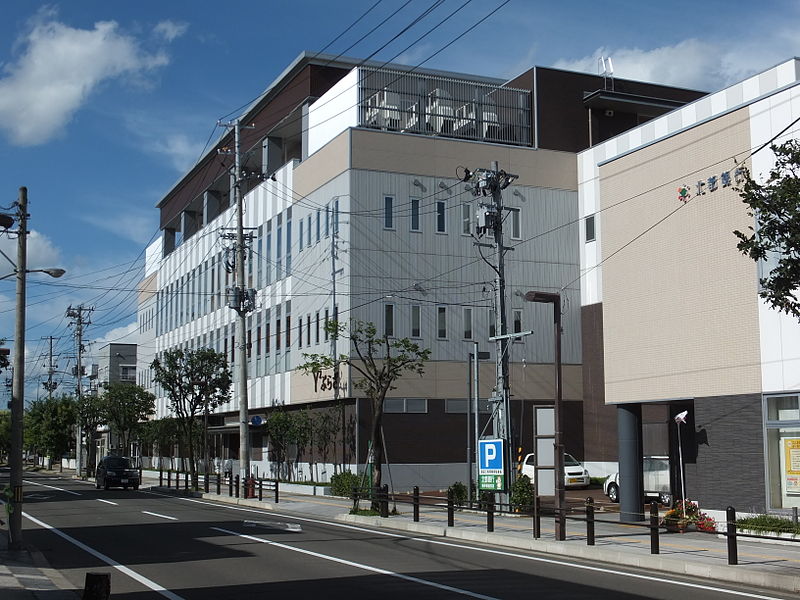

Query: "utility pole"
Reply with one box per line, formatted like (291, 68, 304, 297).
(465, 162, 519, 503)
(41, 335, 59, 400)
(219, 118, 256, 482)
(329, 210, 347, 467)
(66, 305, 93, 478)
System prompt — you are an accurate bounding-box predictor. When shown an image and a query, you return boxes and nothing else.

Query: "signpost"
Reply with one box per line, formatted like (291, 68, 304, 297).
(478, 439, 505, 491)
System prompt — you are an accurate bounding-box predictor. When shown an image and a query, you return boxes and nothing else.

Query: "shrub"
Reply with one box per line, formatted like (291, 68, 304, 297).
(737, 514, 800, 535)
(510, 474, 534, 512)
(448, 481, 468, 507)
(330, 471, 363, 497)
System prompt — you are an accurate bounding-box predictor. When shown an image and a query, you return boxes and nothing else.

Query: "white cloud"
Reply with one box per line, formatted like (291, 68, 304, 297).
(0, 229, 62, 272)
(82, 207, 158, 246)
(0, 11, 172, 146)
(91, 321, 138, 347)
(154, 20, 188, 43)
(122, 111, 206, 173)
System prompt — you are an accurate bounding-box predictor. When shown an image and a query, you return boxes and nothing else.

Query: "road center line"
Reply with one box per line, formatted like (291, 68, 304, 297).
(23, 479, 81, 495)
(23, 512, 185, 600)
(211, 526, 500, 600)
(97, 499, 118, 506)
(142, 511, 178, 521)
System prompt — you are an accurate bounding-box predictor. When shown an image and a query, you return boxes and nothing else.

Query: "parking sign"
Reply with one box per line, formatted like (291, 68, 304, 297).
(478, 439, 505, 491)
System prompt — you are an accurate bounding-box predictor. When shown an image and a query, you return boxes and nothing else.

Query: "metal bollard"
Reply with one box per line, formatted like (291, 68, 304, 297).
(216, 472, 221, 495)
(204, 469, 209, 493)
(586, 497, 595, 546)
(380, 484, 389, 518)
(167, 470, 171, 488)
(184, 472, 189, 492)
(228, 473, 233, 497)
(486, 494, 495, 533)
(82, 572, 110, 600)
(726, 506, 738, 565)
(533, 496, 541, 539)
(413, 486, 420, 522)
(159, 467, 163, 487)
(793, 506, 798, 524)
(258, 478, 263, 501)
(274, 479, 279, 504)
(447, 489, 454, 527)
(649, 501, 660, 554)
(235, 475, 240, 498)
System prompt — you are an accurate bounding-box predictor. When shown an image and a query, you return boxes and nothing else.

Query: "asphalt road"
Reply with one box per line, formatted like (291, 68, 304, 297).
(14, 472, 795, 600)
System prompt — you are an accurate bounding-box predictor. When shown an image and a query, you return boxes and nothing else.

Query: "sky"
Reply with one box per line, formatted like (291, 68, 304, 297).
(0, 0, 797, 402)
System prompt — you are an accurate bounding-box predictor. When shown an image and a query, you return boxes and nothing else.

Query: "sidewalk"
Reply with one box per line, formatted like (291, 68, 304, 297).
(0, 527, 78, 599)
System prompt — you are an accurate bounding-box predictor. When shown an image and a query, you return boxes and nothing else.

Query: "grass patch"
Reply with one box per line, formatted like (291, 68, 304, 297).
(350, 508, 381, 516)
(737, 514, 800, 535)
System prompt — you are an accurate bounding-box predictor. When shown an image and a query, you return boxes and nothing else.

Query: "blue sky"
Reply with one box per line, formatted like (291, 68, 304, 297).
(0, 0, 797, 399)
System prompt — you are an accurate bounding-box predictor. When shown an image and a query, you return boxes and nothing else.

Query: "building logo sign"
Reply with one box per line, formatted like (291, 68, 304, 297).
(677, 166, 746, 203)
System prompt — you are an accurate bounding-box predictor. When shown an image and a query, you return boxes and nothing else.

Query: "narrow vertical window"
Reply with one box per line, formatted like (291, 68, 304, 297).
(298, 218, 303, 250)
(306, 314, 311, 346)
(315, 312, 320, 344)
(437, 306, 447, 339)
(265, 322, 271, 355)
(316, 209, 321, 242)
(276, 319, 281, 351)
(461, 202, 471, 235)
(410, 197, 420, 231)
(285, 214, 292, 275)
(463, 307, 473, 340)
(324, 309, 329, 341)
(298, 318, 302, 348)
(333, 198, 339, 234)
(510, 207, 521, 240)
(513, 309, 522, 337)
(325, 204, 330, 237)
(585, 214, 596, 242)
(285, 315, 291, 348)
(384, 195, 394, 229)
(307, 214, 313, 245)
(276, 217, 283, 280)
(265, 221, 272, 285)
(489, 308, 496, 338)
(384, 303, 395, 337)
(411, 304, 421, 338)
(436, 201, 446, 233)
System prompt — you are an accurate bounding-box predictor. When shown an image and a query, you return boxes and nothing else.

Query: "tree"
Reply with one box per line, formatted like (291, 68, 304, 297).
(77, 393, 106, 475)
(25, 395, 76, 461)
(151, 348, 231, 488)
(299, 320, 430, 506)
(0, 410, 11, 462)
(265, 408, 295, 480)
(734, 140, 800, 319)
(100, 382, 156, 456)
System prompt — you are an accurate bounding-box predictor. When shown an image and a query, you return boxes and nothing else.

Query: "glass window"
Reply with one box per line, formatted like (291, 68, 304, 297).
(510, 208, 521, 239)
(436, 201, 446, 233)
(513, 309, 522, 337)
(585, 214, 596, 242)
(437, 306, 447, 339)
(384, 195, 394, 229)
(384, 398, 405, 413)
(315, 312, 320, 344)
(768, 396, 800, 422)
(324, 309, 329, 341)
(266, 222, 272, 285)
(306, 314, 311, 346)
(316, 209, 321, 242)
(298, 219, 303, 250)
(307, 214, 312, 245)
(333, 198, 340, 234)
(384, 303, 395, 337)
(463, 307, 473, 340)
(406, 398, 427, 413)
(325, 204, 330, 237)
(410, 197, 420, 231)
(411, 304, 421, 338)
(384, 398, 428, 413)
(285, 216, 292, 275)
(462, 203, 471, 235)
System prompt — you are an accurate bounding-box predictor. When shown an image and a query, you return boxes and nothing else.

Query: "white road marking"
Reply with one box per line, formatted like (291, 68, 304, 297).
(23, 512, 185, 600)
(243, 519, 302, 532)
(97, 499, 118, 506)
(212, 526, 501, 600)
(171, 496, 789, 600)
(23, 479, 80, 495)
(142, 511, 178, 521)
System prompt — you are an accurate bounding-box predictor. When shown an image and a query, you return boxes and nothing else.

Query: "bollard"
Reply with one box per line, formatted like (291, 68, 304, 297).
(204, 469, 209, 493)
(486, 493, 495, 533)
(586, 497, 595, 546)
(533, 496, 541, 539)
(159, 467, 163, 487)
(447, 489, 454, 527)
(726, 506, 738, 565)
(228, 473, 233, 497)
(175, 471, 180, 491)
(258, 478, 263, 501)
(793, 506, 798, 525)
(649, 501, 660, 554)
(184, 471, 189, 493)
(413, 486, 420, 522)
(380, 484, 389, 518)
(167, 470, 171, 488)
(235, 475, 240, 498)
(274, 479, 279, 504)
(216, 472, 221, 495)
(82, 572, 110, 600)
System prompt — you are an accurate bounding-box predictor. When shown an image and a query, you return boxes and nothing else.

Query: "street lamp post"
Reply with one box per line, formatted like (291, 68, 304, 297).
(3, 187, 65, 550)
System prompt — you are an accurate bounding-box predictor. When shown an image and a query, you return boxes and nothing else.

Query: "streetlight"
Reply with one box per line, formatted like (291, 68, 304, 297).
(3, 187, 65, 550)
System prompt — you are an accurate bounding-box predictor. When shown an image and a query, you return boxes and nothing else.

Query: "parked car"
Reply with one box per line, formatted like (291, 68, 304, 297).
(95, 456, 140, 490)
(521, 452, 590, 489)
(603, 456, 672, 505)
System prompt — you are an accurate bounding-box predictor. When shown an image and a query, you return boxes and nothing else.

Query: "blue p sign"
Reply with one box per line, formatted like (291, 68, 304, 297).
(478, 439, 504, 474)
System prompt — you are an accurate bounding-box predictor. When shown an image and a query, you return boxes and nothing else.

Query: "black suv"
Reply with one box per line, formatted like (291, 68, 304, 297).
(95, 456, 140, 490)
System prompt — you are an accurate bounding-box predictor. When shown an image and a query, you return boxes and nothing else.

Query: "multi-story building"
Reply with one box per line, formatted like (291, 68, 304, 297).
(140, 52, 703, 489)
(579, 58, 800, 514)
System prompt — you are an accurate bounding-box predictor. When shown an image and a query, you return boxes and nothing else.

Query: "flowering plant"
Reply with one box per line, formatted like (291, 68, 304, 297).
(695, 513, 717, 532)
(661, 499, 715, 532)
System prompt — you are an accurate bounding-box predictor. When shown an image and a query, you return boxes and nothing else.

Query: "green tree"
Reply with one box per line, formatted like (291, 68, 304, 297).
(0, 410, 11, 462)
(299, 320, 429, 506)
(100, 382, 155, 456)
(25, 395, 76, 461)
(77, 393, 106, 475)
(151, 348, 231, 488)
(734, 140, 800, 319)
(313, 407, 338, 481)
(265, 408, 295, 480)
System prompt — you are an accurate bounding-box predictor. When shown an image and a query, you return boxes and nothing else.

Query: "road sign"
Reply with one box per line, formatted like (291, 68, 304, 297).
(478, 439, 505, 491)
(250, 415, 263, 426)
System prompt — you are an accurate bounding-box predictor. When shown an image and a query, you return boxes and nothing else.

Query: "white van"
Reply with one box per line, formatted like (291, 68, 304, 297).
(603, 456, 672, 505)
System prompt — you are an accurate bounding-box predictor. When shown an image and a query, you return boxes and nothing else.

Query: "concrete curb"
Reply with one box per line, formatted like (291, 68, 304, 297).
(338, 514, 800, 594)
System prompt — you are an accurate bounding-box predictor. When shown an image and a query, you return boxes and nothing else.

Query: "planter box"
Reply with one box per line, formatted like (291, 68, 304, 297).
(720, 528, 800, 546)
(278, 482, 332, 496)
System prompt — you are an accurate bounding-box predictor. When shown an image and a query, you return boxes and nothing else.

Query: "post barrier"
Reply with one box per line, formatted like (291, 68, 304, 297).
(258, 478, 263, 501)
(726, 506, 738, 565)
(533, 496, 541, 538)
(159, 467, 163, 487)
(228, 474, 233, 497)
(486, 493, 494, 533)
(447, 489, 454, 527)
(204, 468, 209, 493)
(235, 474, 240, 498)
(216, 472, 221, 495)
(184, 471, 189, 492)
(167, 470, 171, 488)
(585, 497, 595, 546)
(380, 484, 389, 518)
(650, 501, 660, 554)
(413, 486, 420, 522)
(82, 572, 111, 600)
(274, 479, 279, 504)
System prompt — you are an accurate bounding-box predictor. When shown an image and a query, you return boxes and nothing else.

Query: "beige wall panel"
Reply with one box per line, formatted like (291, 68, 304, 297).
(351, 129, 576, 190)
(599, 109, 761, 403)
(294, 130, 351, 198)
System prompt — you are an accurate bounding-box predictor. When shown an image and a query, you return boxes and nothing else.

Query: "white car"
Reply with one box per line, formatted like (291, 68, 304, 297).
(603, 456, 672, 505)
(521, 452, 590, 489)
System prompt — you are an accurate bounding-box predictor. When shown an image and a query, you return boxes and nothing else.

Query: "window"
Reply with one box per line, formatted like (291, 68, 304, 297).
(315, 312, 320, 344)
(325, 204, 330, 237)
(463, 307, 473, 340)
(410, 197, 420, 231)
(299, 218, 303, 250)
(384, 303, 395, 337)
(119, 365, 136, 382)
(307, 214, 313, 245)
(324, 309, 329, 341)
(765, 394, 800, 508)
(275, 319, 281, 351)
(285, 315, 291, 348)
(333, 198, 339, 234)
(437, 306, 447, 339)
(509, 207, 521, 239)
(436, 201, 446, 233)
(297, 319, 302, 348)
(445, 398, 493, 414)
(411, 304, 421, 338)
(384, 398, 428, 413)
(513, 309, 523, 341)
(266, 222, 272, 285)
(316, 209, 321, 242)
(461, 203, 471, 235)
(276, 219, 283, 280)
(306, 314, 311, 346)
(265, 322, 271, 355)
(285, 214, 292, 275)
(585, 214, 596, 242)
(384, 195, 394, 229)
